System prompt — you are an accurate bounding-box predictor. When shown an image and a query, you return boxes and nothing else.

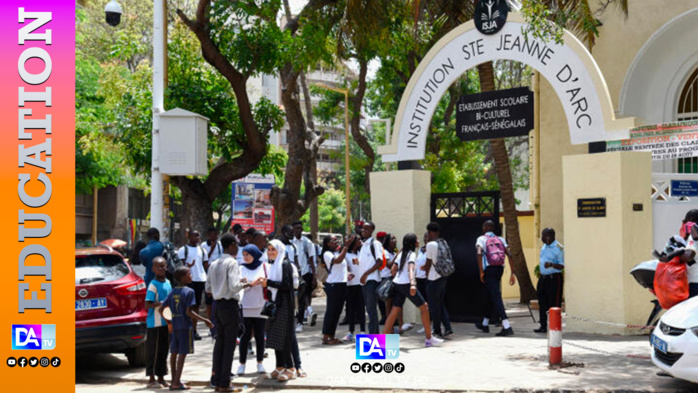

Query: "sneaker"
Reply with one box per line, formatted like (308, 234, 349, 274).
(425, 336, 444, 347)
(248, 345, 254, 356)
(343, 333, 354, 341)
(401, 323, 413, 333)
(495, 327, 514, 337)
(533, 327, 547, 333)
(257, 363, 266, 374)
(236, 364, 245, 376)
(194, 331, 202, 341)
(443, 330, 454, 339)
(475, 322, 490, 333)
(295, 323, 303, 333)
(417, 327, 425, 334)
(310, 313, 318, 327)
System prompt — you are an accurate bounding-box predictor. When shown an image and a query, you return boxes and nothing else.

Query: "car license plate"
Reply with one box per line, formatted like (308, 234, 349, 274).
(651, 334, 668, 353)
(75, 298, 107, 311)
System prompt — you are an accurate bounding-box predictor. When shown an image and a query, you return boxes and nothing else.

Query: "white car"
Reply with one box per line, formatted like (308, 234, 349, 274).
(651, 296, 698, 383)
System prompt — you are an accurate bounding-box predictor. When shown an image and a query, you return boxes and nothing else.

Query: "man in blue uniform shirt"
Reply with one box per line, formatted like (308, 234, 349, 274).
(535, 228, 564, 333)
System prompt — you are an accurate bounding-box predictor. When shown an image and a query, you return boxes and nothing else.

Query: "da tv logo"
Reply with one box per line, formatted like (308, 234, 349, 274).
(355, 334, 399, 360)
(12, 325, 56, 350)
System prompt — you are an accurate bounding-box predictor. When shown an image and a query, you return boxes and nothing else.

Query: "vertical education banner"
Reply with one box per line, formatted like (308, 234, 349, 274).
(0, 1, 75, 390)
(231, 174, 275, 234)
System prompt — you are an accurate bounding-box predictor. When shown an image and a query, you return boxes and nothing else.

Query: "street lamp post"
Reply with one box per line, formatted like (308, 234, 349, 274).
(151, 0, 165, 236)
(316, 83, 351, 234)
(106, 0, 166, 240)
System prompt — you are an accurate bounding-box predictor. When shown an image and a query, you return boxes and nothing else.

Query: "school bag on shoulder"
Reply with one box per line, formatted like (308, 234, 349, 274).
(484, 234, 507, 266)
(434, 238, 455, 277)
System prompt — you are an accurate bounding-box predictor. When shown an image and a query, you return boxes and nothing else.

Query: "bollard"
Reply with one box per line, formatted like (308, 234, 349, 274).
(549, 307, 562, 366)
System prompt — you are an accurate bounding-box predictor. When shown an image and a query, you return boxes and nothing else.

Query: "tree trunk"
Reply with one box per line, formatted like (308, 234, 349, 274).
(477, 61, 537, 303)
(272, 2, 325, 231)
(299, 71, 320, 242)
(349, 58, 375, 195)
(173, 178, 213, 246)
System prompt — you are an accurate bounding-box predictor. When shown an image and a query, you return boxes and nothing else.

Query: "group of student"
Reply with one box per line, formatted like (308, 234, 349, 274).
(133, 217, 570, 391)
(137, 225, 313, 391)
(316, 221, 454, 347)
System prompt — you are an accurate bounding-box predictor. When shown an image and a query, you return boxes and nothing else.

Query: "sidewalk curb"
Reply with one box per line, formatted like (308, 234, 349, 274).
(85, 374, 695, 393)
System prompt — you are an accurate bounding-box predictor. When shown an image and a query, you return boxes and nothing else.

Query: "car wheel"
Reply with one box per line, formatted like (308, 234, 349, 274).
(126, 342, 147, 367)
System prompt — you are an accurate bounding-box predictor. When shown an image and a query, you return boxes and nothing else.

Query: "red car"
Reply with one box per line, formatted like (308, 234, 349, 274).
(75, 246, 147, 367)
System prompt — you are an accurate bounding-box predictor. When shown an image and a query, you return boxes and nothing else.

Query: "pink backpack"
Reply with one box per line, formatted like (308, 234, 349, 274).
(485, 235, 506, 266)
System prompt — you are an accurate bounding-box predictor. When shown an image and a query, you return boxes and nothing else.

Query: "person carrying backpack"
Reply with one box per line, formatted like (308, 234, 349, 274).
(475, 220, 516, 337)
(423, 222, 455, 339)
(178, 230, 209, 341)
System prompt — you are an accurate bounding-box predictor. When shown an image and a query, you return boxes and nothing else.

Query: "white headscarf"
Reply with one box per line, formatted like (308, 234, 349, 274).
(267, 239, 286, 300)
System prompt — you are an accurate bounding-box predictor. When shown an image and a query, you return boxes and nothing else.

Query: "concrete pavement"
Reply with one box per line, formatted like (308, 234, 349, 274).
(78, 301, 697, 392)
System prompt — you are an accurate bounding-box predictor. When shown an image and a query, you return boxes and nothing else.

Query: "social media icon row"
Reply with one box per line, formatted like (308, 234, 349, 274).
(350, 362, 404, 374)
(7, 357, 60, 368)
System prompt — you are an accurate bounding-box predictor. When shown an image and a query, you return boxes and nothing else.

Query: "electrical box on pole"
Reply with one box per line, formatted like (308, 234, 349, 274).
(159, 108, 209, 176)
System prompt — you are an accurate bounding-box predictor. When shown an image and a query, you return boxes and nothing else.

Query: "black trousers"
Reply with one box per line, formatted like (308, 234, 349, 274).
(239, 317, 266, 364)
(346, 285, 365, 333)
(322, 282, 347, 336)
(212, 299, 240, 388)
(291, 328, 301, 369)
(537, 273, 563, 328)
(484, 266, 508, 321)
(275, 349, 293, 368)
(427, 277, 447, 336)
(296, 273, 314, 324)
(145, 326, 169, 377)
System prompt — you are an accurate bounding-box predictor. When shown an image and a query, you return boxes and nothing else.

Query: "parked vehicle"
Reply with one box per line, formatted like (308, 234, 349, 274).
(651, 296, 698, 384)
(75, 245, 147, 367)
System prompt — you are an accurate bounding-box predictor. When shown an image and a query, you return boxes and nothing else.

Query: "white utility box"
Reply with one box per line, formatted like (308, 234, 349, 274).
(159, 108, 209, 176)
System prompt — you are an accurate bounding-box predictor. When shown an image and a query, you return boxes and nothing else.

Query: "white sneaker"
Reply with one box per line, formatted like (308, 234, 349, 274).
(425, 336, 444, 347)
(401, 323, 413, 333)
(237, 364, 245, 376)
(295, 323, 303, 333)
(257, 363, 266, 374)
(417, 327, 425, 334)
(307, 306, 313, 316)
(343, 333, 354, 341)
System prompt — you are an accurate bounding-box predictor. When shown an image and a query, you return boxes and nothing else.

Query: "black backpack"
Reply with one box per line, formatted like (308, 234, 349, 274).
(433, 238, 455, 277)
(161, 242, 182, 276)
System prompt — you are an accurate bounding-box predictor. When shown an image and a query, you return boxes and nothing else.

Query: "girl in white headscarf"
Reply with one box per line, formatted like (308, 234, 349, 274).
(262, 239, 296, 381)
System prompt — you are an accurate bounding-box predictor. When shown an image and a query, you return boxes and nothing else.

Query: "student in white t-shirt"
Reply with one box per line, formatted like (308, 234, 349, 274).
(358, 222, 384, 334)
(237, 244, 268, 376)
(178, 230, 209, 340)
(384, 233, 442, 347)
(320, 234, 355, 345)
(342, 238, 365, 341)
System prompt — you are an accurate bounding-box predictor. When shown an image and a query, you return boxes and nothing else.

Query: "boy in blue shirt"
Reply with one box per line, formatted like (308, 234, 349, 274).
(535, 228, 565, 333)
(145, 257, 172, 388)
(159, 266, 213, 390)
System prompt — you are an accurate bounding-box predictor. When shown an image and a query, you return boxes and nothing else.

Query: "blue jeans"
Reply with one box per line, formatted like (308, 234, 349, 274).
(427, 277, 448, 336)
(362, 280, 380, 334)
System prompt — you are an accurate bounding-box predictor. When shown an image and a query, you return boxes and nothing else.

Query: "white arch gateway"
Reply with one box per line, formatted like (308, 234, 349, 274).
(379, 13, 637, 162)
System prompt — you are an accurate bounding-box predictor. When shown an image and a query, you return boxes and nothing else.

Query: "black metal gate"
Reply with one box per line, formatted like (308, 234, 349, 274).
(431, 191, 500, 322)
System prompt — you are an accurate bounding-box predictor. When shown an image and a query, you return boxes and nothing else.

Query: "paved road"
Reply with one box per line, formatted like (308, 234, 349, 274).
(76, 302, 697, 392)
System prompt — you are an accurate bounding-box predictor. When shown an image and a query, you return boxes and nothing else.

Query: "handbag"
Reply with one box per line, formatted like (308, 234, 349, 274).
(260, 264, 277, 320)
(376, 277, 394, 302)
